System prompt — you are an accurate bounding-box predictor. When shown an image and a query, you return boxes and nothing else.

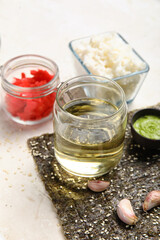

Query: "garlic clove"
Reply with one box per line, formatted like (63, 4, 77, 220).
(117, 199, 138, 225)
(142, 190, 160, 211)
(87, 180, 110, 192)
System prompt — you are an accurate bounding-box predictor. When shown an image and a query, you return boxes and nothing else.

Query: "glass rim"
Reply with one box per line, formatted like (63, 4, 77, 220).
(55, 75, 127, 122)
(1, 54, 59, 95)
(69, 31, 150, 76)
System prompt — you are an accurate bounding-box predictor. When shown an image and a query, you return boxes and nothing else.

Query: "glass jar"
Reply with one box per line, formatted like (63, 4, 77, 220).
(1, 54, 60, 125)
(53, 75, 128, 177)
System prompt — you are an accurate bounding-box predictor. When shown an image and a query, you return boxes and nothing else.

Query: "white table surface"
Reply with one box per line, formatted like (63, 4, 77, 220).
(0, 0, 160, 239)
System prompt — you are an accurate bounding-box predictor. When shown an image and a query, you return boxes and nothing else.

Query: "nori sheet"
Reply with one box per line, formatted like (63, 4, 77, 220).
(27, 104, 160, 240)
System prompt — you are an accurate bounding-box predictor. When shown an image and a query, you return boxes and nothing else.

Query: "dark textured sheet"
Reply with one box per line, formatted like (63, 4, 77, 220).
(27, 104, 160, 240)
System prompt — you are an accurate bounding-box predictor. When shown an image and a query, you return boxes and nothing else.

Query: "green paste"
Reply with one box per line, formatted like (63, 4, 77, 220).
(133, 115, 160, 140)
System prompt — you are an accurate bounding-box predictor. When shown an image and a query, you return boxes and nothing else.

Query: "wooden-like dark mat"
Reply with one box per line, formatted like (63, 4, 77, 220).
(27, 104, 160, 240)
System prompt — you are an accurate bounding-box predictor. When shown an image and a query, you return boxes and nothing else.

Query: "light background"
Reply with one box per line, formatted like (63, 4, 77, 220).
(0, 0, 159, 239)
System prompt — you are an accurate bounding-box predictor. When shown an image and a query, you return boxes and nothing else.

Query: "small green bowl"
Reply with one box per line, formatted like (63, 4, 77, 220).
(131, 108, 160, 149)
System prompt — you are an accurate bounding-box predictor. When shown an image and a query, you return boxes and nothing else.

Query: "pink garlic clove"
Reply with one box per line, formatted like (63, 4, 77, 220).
(142, 190, 160, 211)
(117, 199, 138, 225)
(88, 180, 110, 192)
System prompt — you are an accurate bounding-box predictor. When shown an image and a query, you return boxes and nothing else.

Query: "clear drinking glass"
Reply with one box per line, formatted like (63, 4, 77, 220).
(53, 75, 127, 177)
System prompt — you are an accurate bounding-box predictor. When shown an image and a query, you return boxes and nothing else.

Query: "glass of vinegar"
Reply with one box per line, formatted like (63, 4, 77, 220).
(53, 75, 127, 177)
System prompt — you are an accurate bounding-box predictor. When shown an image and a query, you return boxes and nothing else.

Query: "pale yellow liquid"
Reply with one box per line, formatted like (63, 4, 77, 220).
(54, 98, 126, 177)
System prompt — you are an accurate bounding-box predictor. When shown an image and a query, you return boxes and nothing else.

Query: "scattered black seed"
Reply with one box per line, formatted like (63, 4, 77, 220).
(27, 103, 160, 240)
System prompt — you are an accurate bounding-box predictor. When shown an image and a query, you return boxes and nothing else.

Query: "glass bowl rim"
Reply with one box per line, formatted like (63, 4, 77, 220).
(69, 31, 150, 79)
(55, 74, 127, 123)
(1, 54, 59, 94)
